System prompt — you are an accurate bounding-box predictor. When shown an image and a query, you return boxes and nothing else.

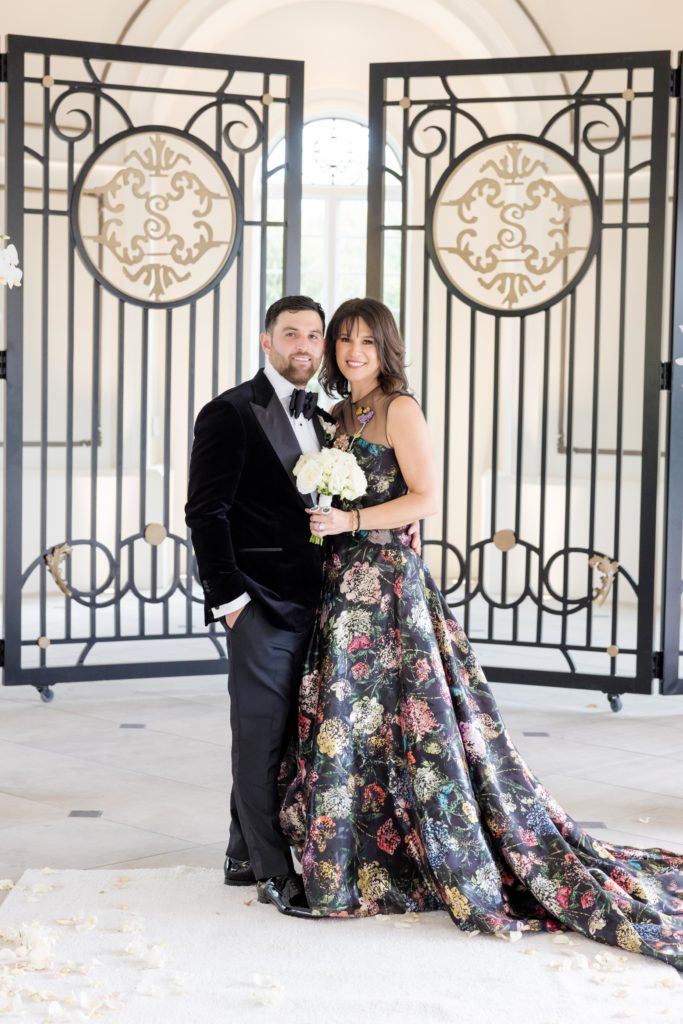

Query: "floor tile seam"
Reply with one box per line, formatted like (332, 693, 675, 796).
(93, 842, 226, 869)
(0, 737, 230, 794)
(552, 770, 683, 804)
(590, 827, 683, 848)
(89, 813, 209, 846)
(8, 705, 229, 747)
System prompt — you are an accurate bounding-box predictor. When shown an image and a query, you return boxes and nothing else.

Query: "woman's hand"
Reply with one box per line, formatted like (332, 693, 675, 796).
(306, 505, 353, 537)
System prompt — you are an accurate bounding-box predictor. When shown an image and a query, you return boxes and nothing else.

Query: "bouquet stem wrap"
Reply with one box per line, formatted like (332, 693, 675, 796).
(310, 493, 333, 546)
(293, 447, 367, 546)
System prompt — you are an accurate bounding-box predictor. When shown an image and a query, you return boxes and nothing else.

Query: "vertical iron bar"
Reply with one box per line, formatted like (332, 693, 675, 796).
(65, 135, 75, 640)
(259, 74, 270, 334)
(39, 58, 51, 667)
(586, 155, 605, 650)
(609, 72, 633, 674)
(89, 91, 101, 642)
(114, 300, 125, 638)
(536, 309, 551, 644)
(283, 63, 303, 294)
(3, 39, 25, 682)
(512, 317, 526, 641)
(560, 99, 582, 653)
(366, 65, 385, 297)
(421, 158, 431, 418)
(399, 78, 409, 337)
(560, 289, 577, 653)
(488, 316, 501, 639)
(161, 308, 172, 632)
(235, 153, 245, 382)
(464, 307, 476, 635)
(186, 301, 197, 634)
(139, 309, 149, 635)
(441, 287, 452, 591)
(661, 52, 683, 693)
(638, 58, 674, 685)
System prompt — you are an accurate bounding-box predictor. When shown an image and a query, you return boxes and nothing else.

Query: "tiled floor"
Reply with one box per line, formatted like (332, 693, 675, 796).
(1, 674, 682, 883)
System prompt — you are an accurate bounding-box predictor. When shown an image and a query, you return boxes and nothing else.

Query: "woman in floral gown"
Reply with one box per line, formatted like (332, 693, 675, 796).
(279, 297, 683, 969)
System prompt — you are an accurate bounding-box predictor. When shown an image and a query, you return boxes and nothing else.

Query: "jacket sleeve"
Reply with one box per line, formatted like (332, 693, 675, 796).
(185, 398, 247, 609)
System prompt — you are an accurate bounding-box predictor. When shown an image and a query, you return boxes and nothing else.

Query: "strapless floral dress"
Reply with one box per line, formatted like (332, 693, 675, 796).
(279, 438, 683, 969)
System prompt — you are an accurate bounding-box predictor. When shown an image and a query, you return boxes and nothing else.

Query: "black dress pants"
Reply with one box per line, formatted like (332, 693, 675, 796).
(225, 600, 311, 880)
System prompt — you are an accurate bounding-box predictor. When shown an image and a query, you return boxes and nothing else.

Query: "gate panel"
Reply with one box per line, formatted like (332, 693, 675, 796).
(368, 53, 673, 693)
(3, 35, 303, 685)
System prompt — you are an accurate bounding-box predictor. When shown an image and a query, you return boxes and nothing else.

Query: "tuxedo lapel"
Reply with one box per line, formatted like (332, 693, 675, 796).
(249, 369, 315, 509)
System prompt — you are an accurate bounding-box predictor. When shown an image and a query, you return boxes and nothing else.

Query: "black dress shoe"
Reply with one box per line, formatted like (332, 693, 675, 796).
(224, 856, 256, 886)
(256, 874, 313, 918)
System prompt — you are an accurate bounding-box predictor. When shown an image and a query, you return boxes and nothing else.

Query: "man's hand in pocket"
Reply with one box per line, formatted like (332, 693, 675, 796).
(224, 608, 244, 630)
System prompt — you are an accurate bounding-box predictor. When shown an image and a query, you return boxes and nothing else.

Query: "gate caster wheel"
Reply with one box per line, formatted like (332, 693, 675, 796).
(36, 686, 55, 704)
(607, 693, 623, 713)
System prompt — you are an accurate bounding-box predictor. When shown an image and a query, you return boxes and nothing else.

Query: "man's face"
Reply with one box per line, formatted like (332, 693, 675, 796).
(260, 309, 325, 386)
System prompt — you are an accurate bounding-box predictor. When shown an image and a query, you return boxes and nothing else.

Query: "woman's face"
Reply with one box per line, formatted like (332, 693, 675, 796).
(335, 317, 380, 394)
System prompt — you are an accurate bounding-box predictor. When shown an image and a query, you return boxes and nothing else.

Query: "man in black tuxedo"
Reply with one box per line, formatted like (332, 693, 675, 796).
(185, 295, 327, 918)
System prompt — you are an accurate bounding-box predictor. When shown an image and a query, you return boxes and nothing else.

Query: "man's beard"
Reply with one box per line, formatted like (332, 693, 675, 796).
(274, 354, 319, 386)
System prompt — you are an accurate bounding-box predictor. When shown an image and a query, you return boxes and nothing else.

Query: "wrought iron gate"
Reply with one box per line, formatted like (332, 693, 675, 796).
(368, 51, 682, 696)
(2, 35, 303, 687)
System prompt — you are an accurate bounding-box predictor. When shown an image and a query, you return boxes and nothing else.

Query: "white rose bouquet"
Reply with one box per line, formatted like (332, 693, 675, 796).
(0, 236, 22, 289)
(294, 447, 367, 545)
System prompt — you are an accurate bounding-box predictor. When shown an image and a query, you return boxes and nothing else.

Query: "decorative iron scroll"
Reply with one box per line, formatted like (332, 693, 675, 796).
(427, 135, 600, 315)
(71, 126, 243, 308)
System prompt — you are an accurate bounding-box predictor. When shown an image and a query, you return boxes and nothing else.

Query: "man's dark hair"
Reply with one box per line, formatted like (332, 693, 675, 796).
(264, 295, 325, 334)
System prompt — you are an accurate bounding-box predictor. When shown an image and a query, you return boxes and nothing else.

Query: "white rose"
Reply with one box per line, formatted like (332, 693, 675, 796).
(294, 454, 323, 494)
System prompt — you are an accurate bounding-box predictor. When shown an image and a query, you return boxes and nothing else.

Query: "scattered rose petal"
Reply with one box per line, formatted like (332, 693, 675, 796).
(252, 973, 284, 990)
(243, 899, 254, 907)
(136, 979, 161, 997)
(0, 879, 15, 891)
(520, 948, 538, 956)
(125, 938, 166, 968)
(113, 877, 130, 889)
(495, 930, 523, 942)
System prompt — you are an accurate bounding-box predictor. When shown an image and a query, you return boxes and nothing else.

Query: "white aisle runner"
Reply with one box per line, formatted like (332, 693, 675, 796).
(0, 867, 680, 1023)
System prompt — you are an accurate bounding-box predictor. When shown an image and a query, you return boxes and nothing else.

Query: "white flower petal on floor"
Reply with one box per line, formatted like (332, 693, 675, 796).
(0, 868, 679, 1024)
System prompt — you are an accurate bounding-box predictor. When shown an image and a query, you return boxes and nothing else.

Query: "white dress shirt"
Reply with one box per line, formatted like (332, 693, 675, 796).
(212, 360, 322, 621)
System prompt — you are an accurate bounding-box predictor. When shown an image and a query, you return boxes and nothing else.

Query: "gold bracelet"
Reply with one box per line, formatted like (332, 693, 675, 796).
(356, 509, 362, 532)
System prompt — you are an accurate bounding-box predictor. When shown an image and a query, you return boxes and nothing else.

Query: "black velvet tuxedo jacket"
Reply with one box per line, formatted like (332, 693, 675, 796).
(185, 368, 326, 632)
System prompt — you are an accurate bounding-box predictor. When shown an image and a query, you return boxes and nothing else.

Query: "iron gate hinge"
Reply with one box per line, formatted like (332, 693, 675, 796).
(0, 639, 4, 668)
(0, 54, 7, 83)
(652, 651, 663, 678)
(671, 66, 681, 98)
(0, 351, 6, 380)
(660, 361, 672, 390)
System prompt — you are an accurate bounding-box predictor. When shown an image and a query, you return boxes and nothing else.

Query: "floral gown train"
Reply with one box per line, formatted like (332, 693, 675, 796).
(279, 434, 683, 970)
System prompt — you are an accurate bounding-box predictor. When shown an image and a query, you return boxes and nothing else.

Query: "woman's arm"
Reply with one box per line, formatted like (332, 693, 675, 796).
(307, 396, 439, 535)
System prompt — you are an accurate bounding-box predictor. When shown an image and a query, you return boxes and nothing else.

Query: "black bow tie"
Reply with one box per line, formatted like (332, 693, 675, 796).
(289, 388, 318, 420)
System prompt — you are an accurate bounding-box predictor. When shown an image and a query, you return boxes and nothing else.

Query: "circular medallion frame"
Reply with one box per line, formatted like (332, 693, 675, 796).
(71, 125, 243, 309)
(426, 134, 601, 317)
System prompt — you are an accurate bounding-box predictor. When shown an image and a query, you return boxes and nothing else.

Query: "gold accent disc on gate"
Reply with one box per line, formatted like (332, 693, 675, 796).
(606, 645, 619, 658)
(37, 636, 51, 649)
(144, 523, 167, 546)
(261, 92, 274, 105)
(398, 96, 411, 109)
(493, 529, 516, 552)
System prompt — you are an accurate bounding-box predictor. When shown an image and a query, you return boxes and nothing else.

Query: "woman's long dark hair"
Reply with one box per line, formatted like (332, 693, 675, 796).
(318, 297, 409, 398)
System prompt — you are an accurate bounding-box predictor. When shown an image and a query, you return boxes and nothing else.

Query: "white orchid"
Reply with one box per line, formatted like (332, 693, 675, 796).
(0, 236, 22, 289)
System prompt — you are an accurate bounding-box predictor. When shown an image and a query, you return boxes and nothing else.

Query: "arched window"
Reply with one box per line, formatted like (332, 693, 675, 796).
(266, 117, 401, 317)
